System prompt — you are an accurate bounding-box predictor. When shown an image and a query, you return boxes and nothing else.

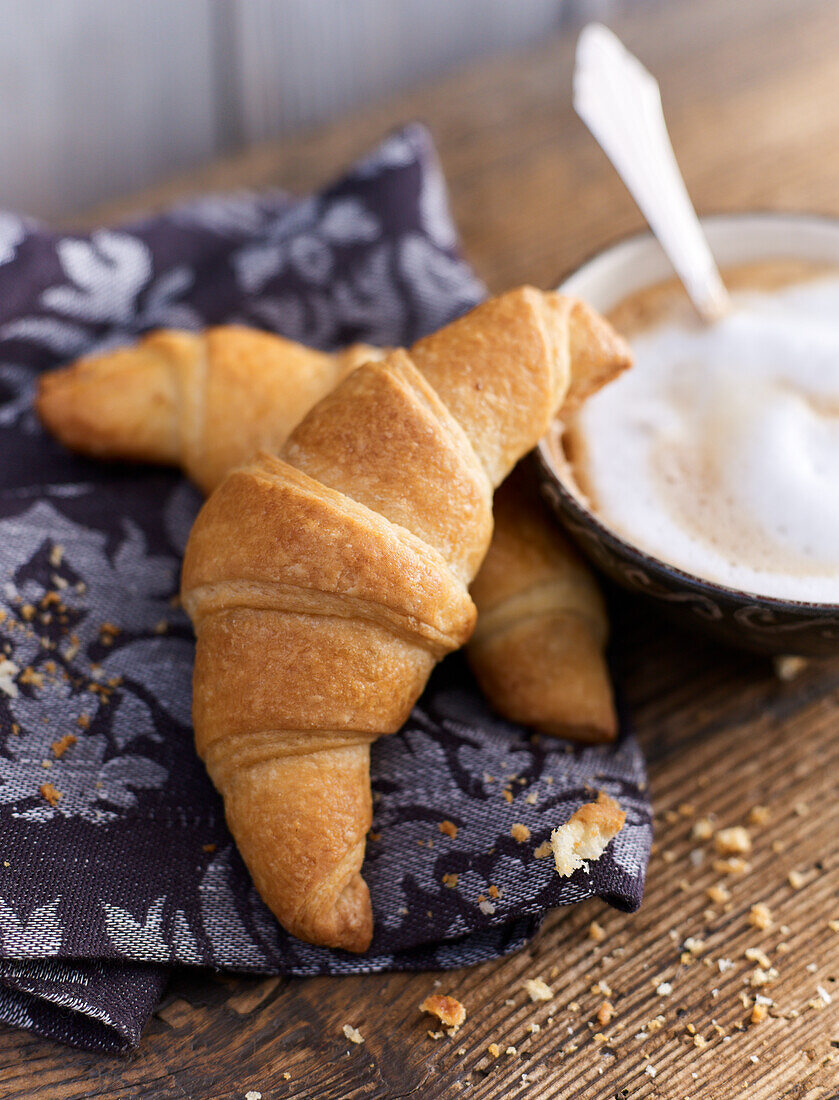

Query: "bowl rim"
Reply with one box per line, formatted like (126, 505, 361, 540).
(538, 209, 839, 616)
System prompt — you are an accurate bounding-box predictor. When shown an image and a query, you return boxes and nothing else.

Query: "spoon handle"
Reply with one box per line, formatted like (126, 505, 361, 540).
(574, 24, 730, 322)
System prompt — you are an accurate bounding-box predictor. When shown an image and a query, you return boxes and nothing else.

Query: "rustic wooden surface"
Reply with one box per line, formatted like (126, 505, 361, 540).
(4, 0, 839, 1096)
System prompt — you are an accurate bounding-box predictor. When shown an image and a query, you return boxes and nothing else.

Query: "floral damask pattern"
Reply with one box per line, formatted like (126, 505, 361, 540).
(0, 126, 651, 1052)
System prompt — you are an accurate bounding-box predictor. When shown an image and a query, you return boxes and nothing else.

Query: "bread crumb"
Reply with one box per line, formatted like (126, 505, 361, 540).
(478, 899, 496, 915)
(596, 1001, 615, 1027)
(751, 1002, 769, 1024)
(527, 1022, 540, 1034)
(788, 870, 806, 890)
(683, 937, 704, 956)
(51, 733, 77, 758)
(715, 826, 751, 855)
(523, 978, 554, 1003)
(439, 820, 458, 839)
(511, 823, 530, 843)
(550, 792, 625, 877)
(656, 982, 672, 997)
(342, 1024, 364, 1044)
(419, 994, 466, 1029)
(442, 873, 459, 888)
(588, 920, 606, 943)
(645, 1065, 656, 1078)
(39, 783, 61, 807)
(503, 789, 513, 803)
(534, 840, 552, 860)
(487, 1043, 501, 1058)
(749, 903, 772, 931)
(827, 920, 839, 933)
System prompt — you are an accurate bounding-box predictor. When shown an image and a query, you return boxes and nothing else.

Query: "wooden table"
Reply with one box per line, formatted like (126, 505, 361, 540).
(6, 0, 839, 1096)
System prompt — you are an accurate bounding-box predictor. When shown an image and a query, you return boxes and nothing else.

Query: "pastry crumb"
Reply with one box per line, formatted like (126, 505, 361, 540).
(523, 977, 554, 1003)
(51, 733, 77, 758)
(713, 857, 750, 875)
(692, 818, 714, 840)
(749, 903, 773, 931)
(419, 993, 466, 1029)
(39, 783, 61, 807)
(588, 920, 606, 943)
(550, 791, 625, 877)
(342, 1024, 364, 1044)
(707, 884, 731, 905)
(714, 826, 751, 855)
(0, 658, 19, 699)
(748, 805, 771, 827)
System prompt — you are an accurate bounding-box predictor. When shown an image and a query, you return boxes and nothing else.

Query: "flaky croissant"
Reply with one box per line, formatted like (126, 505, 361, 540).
(180, 288, 630, 952)
(35, 326, 382, 494)
(468, 463, 617, 743)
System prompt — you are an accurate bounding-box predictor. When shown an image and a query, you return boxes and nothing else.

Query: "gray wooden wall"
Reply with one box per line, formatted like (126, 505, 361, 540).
(0, 0, 620, 220)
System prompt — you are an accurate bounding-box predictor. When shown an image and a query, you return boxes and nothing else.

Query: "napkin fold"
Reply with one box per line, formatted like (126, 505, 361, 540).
(0, 124, 652, 1052)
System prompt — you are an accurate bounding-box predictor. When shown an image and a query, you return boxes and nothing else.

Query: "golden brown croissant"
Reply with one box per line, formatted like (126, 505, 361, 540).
(35, 318, 627, 743)
(468, 463, 617, 743)
(180, 288, 630, 953)
(35, 326, 382, 494)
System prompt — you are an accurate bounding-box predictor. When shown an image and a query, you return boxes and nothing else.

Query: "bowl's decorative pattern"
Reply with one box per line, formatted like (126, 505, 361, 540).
(535, 447, 839, 657)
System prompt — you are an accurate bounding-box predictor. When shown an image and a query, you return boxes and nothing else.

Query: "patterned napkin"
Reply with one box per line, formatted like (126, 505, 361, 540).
(0, 125, 652, 1052)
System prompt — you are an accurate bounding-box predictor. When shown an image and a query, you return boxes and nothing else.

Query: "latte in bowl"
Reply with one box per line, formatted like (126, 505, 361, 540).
(536, 214, 839, 655)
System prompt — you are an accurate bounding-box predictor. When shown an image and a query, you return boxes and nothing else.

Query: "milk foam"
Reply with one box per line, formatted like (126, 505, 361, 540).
(570, 274, 839, 602)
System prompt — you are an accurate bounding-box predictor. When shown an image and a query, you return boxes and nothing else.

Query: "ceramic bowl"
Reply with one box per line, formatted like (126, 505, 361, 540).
(536, 213, 839, 656)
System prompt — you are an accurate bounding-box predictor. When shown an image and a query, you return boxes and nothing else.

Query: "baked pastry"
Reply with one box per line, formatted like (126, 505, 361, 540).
(180, 288, 630, 952)
(35, 327, 382, 494)
(468, 463, 617, 742)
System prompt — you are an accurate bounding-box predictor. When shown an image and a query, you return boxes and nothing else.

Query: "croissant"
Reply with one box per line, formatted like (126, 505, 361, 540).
(180, 288, 630, 952)
(468, 463, 617, 743)
(35, 326, 382, 494)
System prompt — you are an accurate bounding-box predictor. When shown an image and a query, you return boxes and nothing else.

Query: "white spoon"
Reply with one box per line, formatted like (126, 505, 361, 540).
(574, 23, 731, 323)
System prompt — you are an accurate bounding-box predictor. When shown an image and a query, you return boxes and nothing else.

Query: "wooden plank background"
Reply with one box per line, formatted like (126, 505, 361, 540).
(0, 0, 571, 219)
(3, 0, 839, 1096)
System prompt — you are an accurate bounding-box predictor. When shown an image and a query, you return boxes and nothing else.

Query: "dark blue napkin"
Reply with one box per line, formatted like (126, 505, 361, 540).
(0, 125, 651, 1051)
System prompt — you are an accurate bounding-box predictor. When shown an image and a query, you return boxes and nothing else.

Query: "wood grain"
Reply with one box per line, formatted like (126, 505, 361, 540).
(5, 0, 839, 1096)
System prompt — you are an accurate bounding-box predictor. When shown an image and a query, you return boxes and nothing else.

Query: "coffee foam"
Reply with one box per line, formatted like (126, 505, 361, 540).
(566, 271, 839, 602)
